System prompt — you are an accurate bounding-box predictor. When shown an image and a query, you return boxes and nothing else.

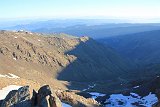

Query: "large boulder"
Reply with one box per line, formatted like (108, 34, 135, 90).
(37, 85, 52, 107)
(38, 85, 52, 98)
(31, 85, 62, 107)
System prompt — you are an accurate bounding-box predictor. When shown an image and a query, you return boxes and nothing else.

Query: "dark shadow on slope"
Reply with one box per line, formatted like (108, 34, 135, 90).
(57, 37, 132, 82)
(98, 30, 160, 67)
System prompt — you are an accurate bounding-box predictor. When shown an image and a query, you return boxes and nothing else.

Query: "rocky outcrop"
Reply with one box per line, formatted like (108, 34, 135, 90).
(56, 90, 99, 107)
(0, 84, 99, 107)
(35, 85, 62, 107)
(1, 86, 30, 107)
(1, 85, 62, 107)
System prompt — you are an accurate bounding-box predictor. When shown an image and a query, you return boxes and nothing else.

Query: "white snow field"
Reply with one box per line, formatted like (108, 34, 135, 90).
(105, 92, 158, 107)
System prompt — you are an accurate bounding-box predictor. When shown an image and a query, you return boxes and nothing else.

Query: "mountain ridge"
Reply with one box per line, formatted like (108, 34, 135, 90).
(0, 30, 130, 83)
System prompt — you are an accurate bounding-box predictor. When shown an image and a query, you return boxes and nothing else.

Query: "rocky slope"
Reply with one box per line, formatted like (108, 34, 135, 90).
(0, 30, 130, 82)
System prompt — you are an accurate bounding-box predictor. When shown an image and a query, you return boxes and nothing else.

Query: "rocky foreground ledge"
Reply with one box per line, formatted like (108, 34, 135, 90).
(0, 85, 99, 107)
(0, 85, 62, 107)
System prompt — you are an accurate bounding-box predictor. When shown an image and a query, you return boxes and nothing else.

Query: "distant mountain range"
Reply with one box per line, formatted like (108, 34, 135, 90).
(3, 19, 160, 39)
(32, 23, 160, 38)
(2, 19, 130, 30)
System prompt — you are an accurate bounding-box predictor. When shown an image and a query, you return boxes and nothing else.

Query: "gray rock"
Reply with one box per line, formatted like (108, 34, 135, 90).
(18, 86, 30, 102)
(1, 86, 31, 107)
(1, 90, 19, 107)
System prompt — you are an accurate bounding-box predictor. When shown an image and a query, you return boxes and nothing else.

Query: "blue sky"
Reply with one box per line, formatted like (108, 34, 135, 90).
(0, 0, 160, 19)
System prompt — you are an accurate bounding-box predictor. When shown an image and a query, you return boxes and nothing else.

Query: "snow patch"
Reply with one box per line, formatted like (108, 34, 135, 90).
(8, 73, 20, 78)
(13, 58, 17, 60)
(0, 85, 22, 100)
(62, 103, 72, 107)
(82, 84, 96, 91)
(89, 92, 106, 99)
(133, 86, 140, 89)
(0, 73, 20, 78)
(105, 92, 158, 107)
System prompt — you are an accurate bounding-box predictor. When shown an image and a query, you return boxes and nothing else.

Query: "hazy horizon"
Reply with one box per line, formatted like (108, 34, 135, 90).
(1, 0, 160, 23)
